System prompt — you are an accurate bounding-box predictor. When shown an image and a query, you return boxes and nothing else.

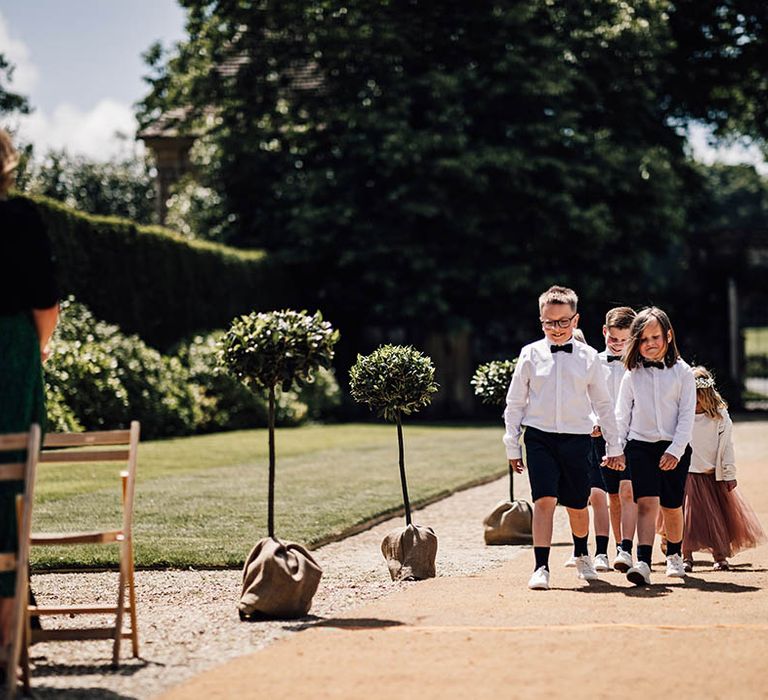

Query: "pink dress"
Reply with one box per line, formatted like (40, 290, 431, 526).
(683, 412, 766, 558)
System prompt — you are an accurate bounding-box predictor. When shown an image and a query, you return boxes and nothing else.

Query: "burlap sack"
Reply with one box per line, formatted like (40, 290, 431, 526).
(483, 499, 533, 545)
(238, 537, 322, 620)
(381, 523, 438, 581)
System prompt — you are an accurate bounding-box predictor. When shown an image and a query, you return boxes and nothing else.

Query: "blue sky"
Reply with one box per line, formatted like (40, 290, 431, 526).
(0, 1, 765, 173)
(0, 0, 185, 158)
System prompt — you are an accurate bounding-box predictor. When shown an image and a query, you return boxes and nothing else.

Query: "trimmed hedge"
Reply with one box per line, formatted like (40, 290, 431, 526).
(18, 194, 296, 348)
(45, 299, 342, 437)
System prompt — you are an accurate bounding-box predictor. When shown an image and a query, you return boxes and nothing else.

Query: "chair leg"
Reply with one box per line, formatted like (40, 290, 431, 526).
(19, 623, 29, 696)
(111, 544, 128, 667)
(127, 542, 139, 658)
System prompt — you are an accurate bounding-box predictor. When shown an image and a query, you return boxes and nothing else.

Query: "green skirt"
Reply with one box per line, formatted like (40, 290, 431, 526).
(0, 313, 45, 596)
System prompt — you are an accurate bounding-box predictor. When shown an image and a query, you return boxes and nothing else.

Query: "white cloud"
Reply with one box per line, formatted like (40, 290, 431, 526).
(0, 11, 39, 93)
(687, 122, 768, 176)
(14, 99, 141, 160)
(1, 10, 138, 160)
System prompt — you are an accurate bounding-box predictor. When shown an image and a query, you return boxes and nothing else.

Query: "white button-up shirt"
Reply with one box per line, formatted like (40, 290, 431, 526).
(598, 350, 627, 405)
(615, 358, 696, 459)
(503, 338, 621, 459)
(590, 350, 627, 424)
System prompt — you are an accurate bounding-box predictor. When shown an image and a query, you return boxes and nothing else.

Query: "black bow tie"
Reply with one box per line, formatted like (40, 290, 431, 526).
(607, 355, 622, 363)
(642, 360, 665, 369)
(551, 343, 573, 354)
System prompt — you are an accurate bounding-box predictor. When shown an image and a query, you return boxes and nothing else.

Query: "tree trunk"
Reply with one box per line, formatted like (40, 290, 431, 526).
(395, 412, 412, 526)
(268, 384, 276, 539)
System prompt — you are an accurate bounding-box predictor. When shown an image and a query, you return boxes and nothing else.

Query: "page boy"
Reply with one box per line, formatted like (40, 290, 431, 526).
(595, 307, 637, 572)
(504, 285, 624, 590)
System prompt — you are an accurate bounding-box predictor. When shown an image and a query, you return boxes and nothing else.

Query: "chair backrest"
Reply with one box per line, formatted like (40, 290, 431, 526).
(40, 421, 140, 538)
(0, 425, 41, 697)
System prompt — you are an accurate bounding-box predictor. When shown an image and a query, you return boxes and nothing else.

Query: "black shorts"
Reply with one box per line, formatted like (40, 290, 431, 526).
(521, 425, 591, 509)
(588, 436, 607, 491)
(594, 435, 632, 494)
(626, 439, 691, 508)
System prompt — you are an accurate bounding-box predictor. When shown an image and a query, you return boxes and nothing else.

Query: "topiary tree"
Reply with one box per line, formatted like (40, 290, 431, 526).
(471, 359, 532, 545)
(471, 359, 517, 409)
(349, 344, 439, 580)
(220, 309, 339, 618)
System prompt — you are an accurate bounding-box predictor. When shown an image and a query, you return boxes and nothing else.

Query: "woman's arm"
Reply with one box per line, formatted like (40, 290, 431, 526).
(32, 303, 59, 362)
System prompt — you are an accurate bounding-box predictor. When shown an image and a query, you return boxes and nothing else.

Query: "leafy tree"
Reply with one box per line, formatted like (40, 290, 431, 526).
(19, 150, 157, 225)
(665, 2, 768, 143)
(692, 163, 768, 233)
(137, 2, 768, 344)
(0, 53, 30, 116)
(471, 360, 517, 408)
(349, 344, 438, 525)
(220, 310, 339, 538)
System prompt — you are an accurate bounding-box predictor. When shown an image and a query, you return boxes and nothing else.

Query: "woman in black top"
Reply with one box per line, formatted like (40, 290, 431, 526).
(0, 129, 59, 651)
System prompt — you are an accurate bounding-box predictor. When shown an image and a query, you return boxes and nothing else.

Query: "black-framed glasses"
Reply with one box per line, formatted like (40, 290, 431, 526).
(540, 314, 576, 329)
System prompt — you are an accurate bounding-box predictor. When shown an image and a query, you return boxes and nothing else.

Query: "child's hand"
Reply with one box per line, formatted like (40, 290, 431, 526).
(659, 452, 679, 471)
(604, 454, 625, 471)
(591, 425, 602, 437)
(725, 480, 738, 491)
(509, 458, 524, 474)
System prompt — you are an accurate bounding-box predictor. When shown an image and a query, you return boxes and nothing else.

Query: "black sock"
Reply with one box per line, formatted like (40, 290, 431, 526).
(621, 538, 633, 554)
(637, 544, 652, 565)
(534, 546, 550, 571)
(595, 535, 609, 556)
(667, 540, 682, 557)
(572, 533, 589, 557)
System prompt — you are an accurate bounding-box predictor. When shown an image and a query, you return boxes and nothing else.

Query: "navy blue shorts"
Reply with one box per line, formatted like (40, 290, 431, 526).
(521, 425, 591, 509)
(588, 436, 607, 491)
(593, 435, 632, 494)
(626, 439, 691, 509)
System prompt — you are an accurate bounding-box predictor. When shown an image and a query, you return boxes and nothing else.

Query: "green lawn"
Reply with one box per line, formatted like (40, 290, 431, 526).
(745, 327, 768, 356)
(31, 423, 506, 570)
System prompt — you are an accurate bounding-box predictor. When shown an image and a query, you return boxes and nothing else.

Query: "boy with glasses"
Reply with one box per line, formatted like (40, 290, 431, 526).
(504, 286, 624, 590)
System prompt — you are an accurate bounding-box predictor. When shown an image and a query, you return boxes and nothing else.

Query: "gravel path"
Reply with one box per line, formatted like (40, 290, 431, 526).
(28, 475, 528, 698)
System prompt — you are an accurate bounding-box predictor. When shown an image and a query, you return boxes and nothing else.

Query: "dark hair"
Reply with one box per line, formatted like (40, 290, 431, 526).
(605, 306, 636, 330)
(623, 307, 680, 370)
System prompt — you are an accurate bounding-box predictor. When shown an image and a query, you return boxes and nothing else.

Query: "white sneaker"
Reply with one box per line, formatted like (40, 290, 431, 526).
(528, 566, 550, 590)
(575, 555, 598, 580)
(564, 555, 577, 568)
(612, 548, 633, 573)
(666, 553, 687, 578)
(594, 553, 611, 572)
(626, 561, 652, 586)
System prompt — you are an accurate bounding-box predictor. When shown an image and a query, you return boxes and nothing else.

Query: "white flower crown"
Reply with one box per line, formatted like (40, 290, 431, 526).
(695, 376, 715, 389)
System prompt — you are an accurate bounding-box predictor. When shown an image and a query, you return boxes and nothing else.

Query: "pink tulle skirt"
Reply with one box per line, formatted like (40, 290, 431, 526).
(683, 472, 766, 558)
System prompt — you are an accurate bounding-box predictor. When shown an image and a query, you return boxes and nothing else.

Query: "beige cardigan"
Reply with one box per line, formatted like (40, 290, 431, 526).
(712, 409, 736, 482)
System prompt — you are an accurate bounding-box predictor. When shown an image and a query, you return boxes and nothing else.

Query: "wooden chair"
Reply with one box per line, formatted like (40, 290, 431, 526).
(0, 425, 41, 699)
(28, 421, 140, 666)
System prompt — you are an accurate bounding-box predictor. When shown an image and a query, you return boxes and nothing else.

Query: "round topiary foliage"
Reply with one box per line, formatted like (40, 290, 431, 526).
(219, 309, 339, 618)
(349, 344, 438, 421)
(221, 309, 339, 392)
(470, 359, 517, 407)
(350, 345, 439, 581)
(471, 358, 532, 546)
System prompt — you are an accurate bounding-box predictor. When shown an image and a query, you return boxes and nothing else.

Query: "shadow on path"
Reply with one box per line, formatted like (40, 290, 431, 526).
(282, 616, 404, 633)
(29, 658, 156, 679)
(569, 576, 760, 596)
